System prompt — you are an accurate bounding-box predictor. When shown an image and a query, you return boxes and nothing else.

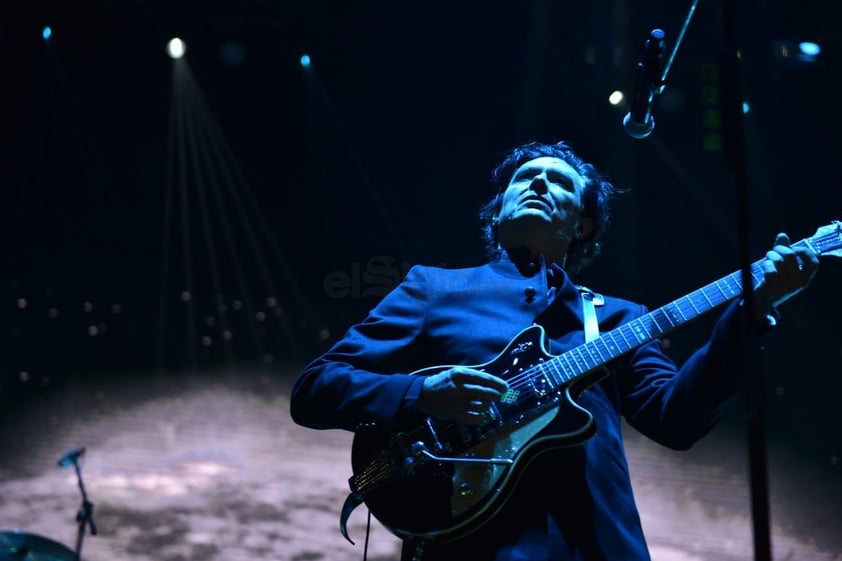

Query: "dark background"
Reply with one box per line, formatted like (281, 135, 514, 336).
(1, 0, 840, 496)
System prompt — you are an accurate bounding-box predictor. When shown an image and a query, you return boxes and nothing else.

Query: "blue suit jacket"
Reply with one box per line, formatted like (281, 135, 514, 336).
(291, 249, 762, 561)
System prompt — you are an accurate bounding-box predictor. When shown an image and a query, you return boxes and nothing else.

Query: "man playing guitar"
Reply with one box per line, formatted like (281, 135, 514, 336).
(290, 140, 822, 561)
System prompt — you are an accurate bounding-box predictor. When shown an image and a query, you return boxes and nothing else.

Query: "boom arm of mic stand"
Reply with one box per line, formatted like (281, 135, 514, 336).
(624, 2, 699, 138)
(658, 0, 701, 87)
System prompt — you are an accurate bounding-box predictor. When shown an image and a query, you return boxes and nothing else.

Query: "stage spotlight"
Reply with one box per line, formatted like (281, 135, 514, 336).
(608, 90, 624, 106)
(799, 41, 820, 57)
(772, 39, 822, 69)
(167, 38, 186, 59)
(42, 26, 52, 40)
(300, 54, 311, 68)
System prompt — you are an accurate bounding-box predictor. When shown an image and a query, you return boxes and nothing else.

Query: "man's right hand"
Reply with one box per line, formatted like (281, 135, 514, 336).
(418, 367, 510, 425)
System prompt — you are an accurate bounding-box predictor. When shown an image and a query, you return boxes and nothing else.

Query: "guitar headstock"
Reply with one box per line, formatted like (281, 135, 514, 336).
(808, 221, 842, 258)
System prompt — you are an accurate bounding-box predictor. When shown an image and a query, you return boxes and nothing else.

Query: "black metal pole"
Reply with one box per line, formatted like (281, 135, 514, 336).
(72, 458, 97, 561)
(718, 2, 773, 560)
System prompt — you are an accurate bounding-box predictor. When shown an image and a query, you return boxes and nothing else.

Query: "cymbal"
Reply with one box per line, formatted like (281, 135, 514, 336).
(0, 530, 76, 561)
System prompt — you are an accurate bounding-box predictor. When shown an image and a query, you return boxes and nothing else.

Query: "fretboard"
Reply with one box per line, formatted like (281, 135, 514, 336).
(538, 236, 816, 387)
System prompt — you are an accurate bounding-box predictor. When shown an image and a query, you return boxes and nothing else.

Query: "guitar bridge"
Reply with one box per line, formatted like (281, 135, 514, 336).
(528, 361, 554, 398)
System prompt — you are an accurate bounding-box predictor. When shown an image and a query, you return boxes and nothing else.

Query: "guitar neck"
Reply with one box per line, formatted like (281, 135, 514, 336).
(541, 237, 820, 386)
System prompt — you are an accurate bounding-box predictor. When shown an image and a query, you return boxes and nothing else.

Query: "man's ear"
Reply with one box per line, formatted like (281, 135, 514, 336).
(577, 217, 595, 240)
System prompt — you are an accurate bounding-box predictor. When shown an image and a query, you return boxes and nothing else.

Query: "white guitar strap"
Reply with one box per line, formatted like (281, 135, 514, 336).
(578, 285, 604, 342)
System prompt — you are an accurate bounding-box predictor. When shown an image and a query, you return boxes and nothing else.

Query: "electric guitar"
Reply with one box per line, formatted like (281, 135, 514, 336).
(339, 222, 842, 545)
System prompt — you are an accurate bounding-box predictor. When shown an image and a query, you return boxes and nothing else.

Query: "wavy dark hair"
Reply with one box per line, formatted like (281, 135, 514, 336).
(479, 140, 624, 274)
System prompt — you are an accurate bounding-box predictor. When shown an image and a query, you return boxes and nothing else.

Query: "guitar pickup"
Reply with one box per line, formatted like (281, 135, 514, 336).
(528, 368, 554, 397)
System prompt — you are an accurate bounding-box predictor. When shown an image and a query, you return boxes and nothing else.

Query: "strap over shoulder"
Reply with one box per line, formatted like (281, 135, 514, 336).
(577, 285, 605, 306)
(578, 285, 603, 342)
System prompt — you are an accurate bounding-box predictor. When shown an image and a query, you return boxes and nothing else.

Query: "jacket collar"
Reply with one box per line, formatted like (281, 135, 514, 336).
(489, 248, 581, 302)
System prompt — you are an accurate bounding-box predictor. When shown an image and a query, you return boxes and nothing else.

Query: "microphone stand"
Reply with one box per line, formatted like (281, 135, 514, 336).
(70, 457, 97, 561)
(718, 2, 773, 560)
(628, 1, 773, 559)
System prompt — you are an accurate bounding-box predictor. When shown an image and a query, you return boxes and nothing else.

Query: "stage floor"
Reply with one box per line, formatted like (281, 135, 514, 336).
(0, 368, 838, 561)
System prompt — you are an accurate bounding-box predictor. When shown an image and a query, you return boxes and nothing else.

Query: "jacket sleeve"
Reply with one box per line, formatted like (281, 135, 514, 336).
(289, 266, 432, 432)
(617, 299, 773, 450)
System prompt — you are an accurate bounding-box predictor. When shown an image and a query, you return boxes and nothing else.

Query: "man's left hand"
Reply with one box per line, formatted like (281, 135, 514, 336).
(757, 232, 819, 311)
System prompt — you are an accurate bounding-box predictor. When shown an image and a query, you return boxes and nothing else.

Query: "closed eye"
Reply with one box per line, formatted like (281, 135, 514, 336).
(545, 171, 574, 191)
(511, 166, 576, 193)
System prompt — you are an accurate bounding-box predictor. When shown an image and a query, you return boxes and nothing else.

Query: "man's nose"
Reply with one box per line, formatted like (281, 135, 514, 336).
(529, 173, 549, 193)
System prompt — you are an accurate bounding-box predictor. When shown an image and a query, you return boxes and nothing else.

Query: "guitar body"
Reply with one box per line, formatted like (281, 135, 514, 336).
(349, 324, 606, 543)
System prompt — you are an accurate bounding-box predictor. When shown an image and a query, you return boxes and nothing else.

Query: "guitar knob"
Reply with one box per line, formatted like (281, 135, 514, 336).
(458, 482, 475, 497)
(410, 441, 427, 457)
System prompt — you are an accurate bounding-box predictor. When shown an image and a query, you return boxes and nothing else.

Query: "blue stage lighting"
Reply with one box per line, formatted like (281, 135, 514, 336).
(798, 42, 820, 57)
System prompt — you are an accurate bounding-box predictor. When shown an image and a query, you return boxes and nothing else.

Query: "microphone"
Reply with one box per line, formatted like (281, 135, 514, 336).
(57, 447, 86, 467)
(623, 28, 667, 139)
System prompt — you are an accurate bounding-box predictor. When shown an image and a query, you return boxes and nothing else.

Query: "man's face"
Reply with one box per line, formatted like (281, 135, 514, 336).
(496, 156, 588, 244)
